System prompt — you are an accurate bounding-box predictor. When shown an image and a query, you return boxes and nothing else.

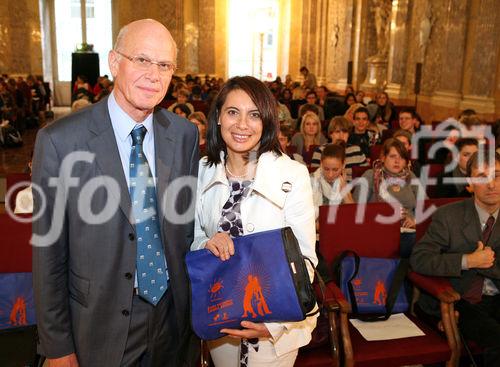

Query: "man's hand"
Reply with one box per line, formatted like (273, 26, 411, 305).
(466, 241, 495, 269)
(48, 353, 79, 367)
(220, 321, 272, 339)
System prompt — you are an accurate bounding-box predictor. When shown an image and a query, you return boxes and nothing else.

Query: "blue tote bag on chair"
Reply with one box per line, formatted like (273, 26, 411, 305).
(185, 227, 317, 340)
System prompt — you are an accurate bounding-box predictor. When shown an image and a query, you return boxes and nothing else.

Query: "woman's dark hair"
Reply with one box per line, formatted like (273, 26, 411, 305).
(321, 142, 346, 163)
(382, 138, 410, 163)
(344, 93, 356, 104)
(205, 76, 282, 165)
(279, 125, 293, 141)
(173, 103, 191, 117)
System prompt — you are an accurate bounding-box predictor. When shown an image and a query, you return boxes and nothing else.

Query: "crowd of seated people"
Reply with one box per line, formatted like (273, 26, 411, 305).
(0, 74, 51, 148)
(71, 74, 113, 111)
(6, 67, 500, 366)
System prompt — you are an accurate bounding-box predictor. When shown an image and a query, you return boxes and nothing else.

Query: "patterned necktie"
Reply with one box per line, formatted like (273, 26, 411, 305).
(129, 125, 168, 305)
(463, 215, 495, 304)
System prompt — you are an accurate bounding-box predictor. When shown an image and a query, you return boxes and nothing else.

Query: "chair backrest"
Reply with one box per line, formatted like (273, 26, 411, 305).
(319, 202, 401, 265)
(0, 213, 32, 273)
(380, 128, 394, 143)
(158, 99, 175, 109)
(369, 144, 383, 161)
(303, 145, 320, 166)
(415, 197, 464, 243)
(420, 163, 445, 198)
(191, 100, 209, 116)
(5, 173, 31, 213)
(351, 165, 371, 179)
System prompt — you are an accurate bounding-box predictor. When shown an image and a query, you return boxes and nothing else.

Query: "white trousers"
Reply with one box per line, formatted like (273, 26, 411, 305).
(208, 336, 298, 367)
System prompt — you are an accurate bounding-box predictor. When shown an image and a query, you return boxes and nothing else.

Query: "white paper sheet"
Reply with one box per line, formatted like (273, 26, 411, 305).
(349, 313, 425, 341)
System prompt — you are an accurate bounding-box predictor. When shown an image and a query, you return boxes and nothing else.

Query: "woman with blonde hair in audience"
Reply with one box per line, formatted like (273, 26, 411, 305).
(353, 138, 426, 257)
(311, 143, 354, 219)
(291, 111, 327, 157)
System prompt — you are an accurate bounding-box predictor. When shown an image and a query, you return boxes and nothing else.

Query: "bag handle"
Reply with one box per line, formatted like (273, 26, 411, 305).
(303, 256, 325, 317)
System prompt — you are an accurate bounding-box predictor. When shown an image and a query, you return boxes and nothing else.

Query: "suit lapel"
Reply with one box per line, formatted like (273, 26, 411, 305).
(153, 111, 176, 230)
(488, 214, 500, 248)
(461, 199, 482, 248)
(87, 100, 134, 225)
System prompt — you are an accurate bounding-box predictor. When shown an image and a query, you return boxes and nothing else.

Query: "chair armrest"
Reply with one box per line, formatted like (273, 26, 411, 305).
(325, 282, 351, 314)
(408, 271, 460, 304)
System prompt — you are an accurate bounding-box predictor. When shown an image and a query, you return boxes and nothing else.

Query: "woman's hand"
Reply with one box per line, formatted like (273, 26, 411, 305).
(205, 232, 235, 261)
(221, 321, 272, 339)
(401, 214, 416, 229)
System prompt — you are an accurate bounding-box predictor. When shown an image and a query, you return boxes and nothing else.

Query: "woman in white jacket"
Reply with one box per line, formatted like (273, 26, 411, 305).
(191, 76, 317, 367)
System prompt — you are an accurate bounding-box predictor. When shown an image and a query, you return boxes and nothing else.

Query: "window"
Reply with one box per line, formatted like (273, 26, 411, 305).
(227, 0, 279, 80)
(54, 0, 112, 82)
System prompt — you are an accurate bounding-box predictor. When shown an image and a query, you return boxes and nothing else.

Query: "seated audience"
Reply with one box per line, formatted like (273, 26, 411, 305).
(393, 129, 421, 177)
(311, 116, 367, 181)
(291, 111, 327, 158)
(343, 93, 356, 113)
(289, 85, 306, 119)
(355, 90, 366, 105)
(173, 103, 191, 118)
(315, 86, 329, 110)
(167, 88, 194, 114)
(188, 111, 207, 155)
(431, 120, 461, 164)
(311, 143, 354, 219)
(72, 75, 93, 101)
(300, 66, 317, 90)
(278, 125, 305, 164)
(436, 138, 478, 198)
(410, 151, 500, 367)
(375, 91, 396, 127)
(347, 106, 380, 158)
(71, 97, 92, 112)
(14, 158, 33, 214)
(398, 107, 420, 134)
(354, 138, 426, 257)
(277, 99, 293, 129)
(298, 91, 325, 121)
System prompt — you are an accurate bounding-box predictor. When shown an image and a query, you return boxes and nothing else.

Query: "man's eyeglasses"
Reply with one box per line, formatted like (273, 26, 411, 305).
(115, 50, 176, 73)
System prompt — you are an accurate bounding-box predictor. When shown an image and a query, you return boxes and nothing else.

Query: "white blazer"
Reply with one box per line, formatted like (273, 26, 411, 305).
(191, 151, 318, 357)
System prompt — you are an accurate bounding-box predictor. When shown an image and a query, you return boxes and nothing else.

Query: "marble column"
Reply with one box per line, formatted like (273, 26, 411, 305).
(0, 0, 42, 75)
(425, 0, 468, 111)
(183, 0, 199, 74)
(460, 0, 500, 114)
(385, 0, 411, 99)
(324, 0, 354, 90)
(198, 0, 215, 74)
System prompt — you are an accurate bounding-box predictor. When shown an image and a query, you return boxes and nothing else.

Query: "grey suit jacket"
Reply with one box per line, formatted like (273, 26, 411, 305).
(410, 198, 500, 316)
(32, 98, 200, 366)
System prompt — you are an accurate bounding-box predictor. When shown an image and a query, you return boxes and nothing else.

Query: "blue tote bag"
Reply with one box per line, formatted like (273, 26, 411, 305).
(334, 251, 409, 320)
(185, 227, 317, 340)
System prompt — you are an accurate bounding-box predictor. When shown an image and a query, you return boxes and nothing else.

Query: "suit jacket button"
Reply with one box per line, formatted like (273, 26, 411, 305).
(122, 309, 129, 316)
(125, 272, 132, 280)
(246, 223, 255, 232)
(128, 233, 135, 241)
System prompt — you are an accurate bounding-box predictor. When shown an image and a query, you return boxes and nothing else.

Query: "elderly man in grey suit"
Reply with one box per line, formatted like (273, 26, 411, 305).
(411, 151, 500, 366)
(32, 19, 199, 367)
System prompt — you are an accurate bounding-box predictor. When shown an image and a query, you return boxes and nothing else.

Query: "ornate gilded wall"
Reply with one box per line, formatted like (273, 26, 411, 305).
(289, 0, 500, 120)
(0, 0, 43, 75)
(2, 0, 499, 118)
